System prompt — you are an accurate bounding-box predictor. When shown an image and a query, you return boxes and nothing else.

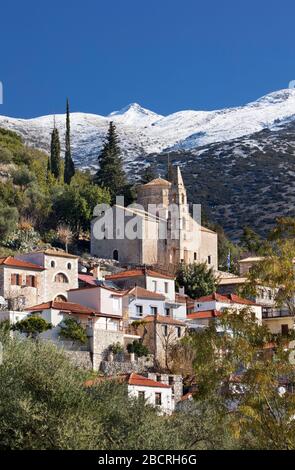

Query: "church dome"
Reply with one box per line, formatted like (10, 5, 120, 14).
(142, 177, 171, 187)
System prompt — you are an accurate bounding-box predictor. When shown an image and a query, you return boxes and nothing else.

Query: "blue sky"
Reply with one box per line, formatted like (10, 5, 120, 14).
(0, 0, 295, 117)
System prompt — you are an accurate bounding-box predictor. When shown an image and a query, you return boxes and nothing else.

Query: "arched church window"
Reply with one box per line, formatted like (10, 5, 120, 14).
(113, 249, 119, 261)
(182, 194, 185, 204)
(54, 273, 69, 283)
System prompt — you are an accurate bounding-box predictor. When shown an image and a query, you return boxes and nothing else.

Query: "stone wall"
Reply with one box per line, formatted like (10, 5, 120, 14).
(64, 350, 93, 370)
(100, 355, 154, 375)
(90, 329, 125, 371)
(147, 373, 183, 402)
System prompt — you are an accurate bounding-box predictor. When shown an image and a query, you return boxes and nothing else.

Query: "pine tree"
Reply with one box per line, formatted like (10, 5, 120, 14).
(95, 121, 128, 203)
(50, 126, 61, 180)
(64, 98, 75, 184)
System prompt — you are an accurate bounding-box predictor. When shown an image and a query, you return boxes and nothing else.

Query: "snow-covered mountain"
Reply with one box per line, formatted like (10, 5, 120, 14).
(1, 89, 295, 171)
(1, 88, 295, 238)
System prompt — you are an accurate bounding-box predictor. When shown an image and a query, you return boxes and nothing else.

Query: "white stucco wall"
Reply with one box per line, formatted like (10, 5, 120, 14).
(68, 286, 123, 317)
(128, 384, 174, 414)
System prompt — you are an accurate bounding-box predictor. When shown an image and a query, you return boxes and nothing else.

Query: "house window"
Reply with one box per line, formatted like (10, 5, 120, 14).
(136, 305, 143, 316)
(50, 260, 55, 268)
(26, 275, 36, 288)
(177, 326, 181, 338)
(168, 376, 174, 385)
(162, 325, 168, 337)
(156, 374, 162, 382)
(138, 391, 145, 400)
(11, 273, 21, 286)
(113, 250, 119, 261)
(67, 263, 72, 270)
(164, 282, 169, 294)
(151, 306, 158, 316)
(268, 290, 272, 300)
(155, 392, 162, 406)
(54, 272, 69, 283)
(282, 324, 289, 336)
(152, 280, 157, 292)
(208, 255, 212, 265)
(165, 308, 170, 317)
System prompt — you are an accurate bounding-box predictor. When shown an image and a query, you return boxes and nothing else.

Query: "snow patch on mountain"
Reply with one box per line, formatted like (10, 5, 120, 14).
(1, 89, 295, 169)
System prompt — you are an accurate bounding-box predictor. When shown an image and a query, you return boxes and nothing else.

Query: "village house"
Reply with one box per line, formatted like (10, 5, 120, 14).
(86, 373, 175, 415)
(0, 256, 45, 309)
(91, 166, 218, 272)
(218, 257, 294, 336)
(16, 249, 79, 302)
(105, 267, 187, 321)
(186, 292, 262, 329)
(130, 314, 186, 369)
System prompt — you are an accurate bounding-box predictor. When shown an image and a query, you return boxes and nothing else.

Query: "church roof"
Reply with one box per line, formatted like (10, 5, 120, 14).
(142, 177, 171, 187)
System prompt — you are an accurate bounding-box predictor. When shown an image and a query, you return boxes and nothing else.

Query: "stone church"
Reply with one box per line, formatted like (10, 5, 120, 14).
(91, 166, 218, 272)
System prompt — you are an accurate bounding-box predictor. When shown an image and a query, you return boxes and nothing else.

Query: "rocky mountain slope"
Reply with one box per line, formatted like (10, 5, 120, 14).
(1, 89, 295, 238)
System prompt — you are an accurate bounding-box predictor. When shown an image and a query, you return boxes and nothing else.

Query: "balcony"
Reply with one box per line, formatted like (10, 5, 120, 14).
(262, 308, 294, 319)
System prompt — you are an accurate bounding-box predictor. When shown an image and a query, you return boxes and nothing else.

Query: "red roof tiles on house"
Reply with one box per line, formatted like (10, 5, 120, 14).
(85, 373, 171, 389)
(187, 310, 220, 319)
(127, 286, 166, 300)
(105, 268, 174, 280)
(0, 256, 45, 271)
(195, 292, 256, 306)
(78, 274, 98, 286)
(128, 373, 171, 388)
(26, 300, 97, 315)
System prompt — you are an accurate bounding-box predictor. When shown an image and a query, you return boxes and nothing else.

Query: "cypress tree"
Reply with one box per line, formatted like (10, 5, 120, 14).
(64, 98, 75, 184)
(47, 155, 51, 177)
(50, 126, 61, 180)
(95, 121, 128, 203)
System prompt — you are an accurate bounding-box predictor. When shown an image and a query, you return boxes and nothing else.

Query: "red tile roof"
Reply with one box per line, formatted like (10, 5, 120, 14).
(26, 300, 97, 315)
(187, 310, 220, 319)
(105, 268, 174, 280)
(85, 373, 171, 389)
(78, 274, 98, 286)
(195, 292, 256, 306)
(143, 315, 186, 326)
(0, 256, 45, 271)
(127, 286, 166, 300)
(128, 373, 171, 388)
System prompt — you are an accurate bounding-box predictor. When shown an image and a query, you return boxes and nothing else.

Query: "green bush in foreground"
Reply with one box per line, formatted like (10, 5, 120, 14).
(0, 335, 236, 450)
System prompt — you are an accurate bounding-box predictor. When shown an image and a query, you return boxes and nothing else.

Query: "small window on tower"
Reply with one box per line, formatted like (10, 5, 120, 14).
(194, 252, 197, 261)
(208, 255, 212, 265)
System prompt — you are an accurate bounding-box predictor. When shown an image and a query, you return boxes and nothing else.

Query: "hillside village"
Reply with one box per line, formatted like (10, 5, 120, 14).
(1, 161, 294, 416)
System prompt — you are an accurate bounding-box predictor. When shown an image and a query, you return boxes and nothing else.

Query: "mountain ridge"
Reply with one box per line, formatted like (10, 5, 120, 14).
(1, 88, 295, 238)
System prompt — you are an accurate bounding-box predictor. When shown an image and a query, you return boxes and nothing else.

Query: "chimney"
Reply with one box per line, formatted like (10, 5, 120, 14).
(92, 265, 102, 280)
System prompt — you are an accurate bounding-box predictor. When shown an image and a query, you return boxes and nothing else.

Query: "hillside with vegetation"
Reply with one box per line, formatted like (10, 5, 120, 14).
(0, 127, 110, 256)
